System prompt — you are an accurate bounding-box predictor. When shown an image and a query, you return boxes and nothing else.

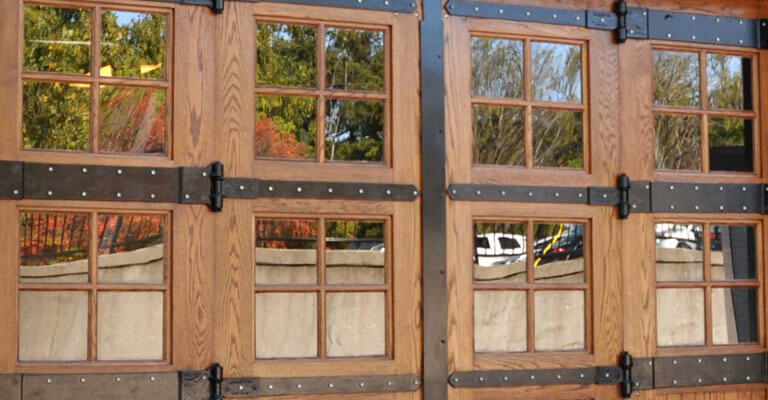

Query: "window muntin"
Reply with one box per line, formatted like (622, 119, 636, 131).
(22, 4, 169, 155)
(18, 211, 169, 362)
(653, 49, 756, 173)
(255, 21, 388, 163)
(254, 217, 390, 359)
(471, 36, 587, 170)
(473, 220, 589, 353)
(655, 222, 760, 348)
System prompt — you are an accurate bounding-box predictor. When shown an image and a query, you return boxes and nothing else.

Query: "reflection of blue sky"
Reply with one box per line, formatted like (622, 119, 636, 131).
(531, 42, 582, 103)
(113, 11, 146, 27)
(707, 54, 744, 89)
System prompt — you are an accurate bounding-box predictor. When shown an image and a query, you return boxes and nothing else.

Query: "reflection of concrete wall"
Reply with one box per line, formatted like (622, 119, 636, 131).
(19, 245, 164, 361)
(255, 248, 385, 284)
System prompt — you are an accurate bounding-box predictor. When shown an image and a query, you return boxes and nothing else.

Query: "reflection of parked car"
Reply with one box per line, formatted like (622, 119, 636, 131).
(370, 243, 385, 252)
(474, 233, 526, 267)
(655, 224, 702, 250)
(533, 225, 583, 265)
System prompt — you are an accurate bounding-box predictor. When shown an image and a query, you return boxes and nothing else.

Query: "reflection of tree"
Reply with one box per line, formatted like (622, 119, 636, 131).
(325, 99, 383, 162)
(473, 105, 524, 165)
(326, 29, 384, 91)
(256, 96, 315, 158)
(655, 114, 700, 170)
(654, 51, 699, 106)
(23, 82, 90, 150)
(256, 220, 318, 249)
(531, 43, 581, 102)
(707, 55, 746, 110)
(101, 11, 166, 79)
(326, 221, 383, 249)
(98, 215, 164, 254)
(24, 5, 91, 74)
(471, 38, 523, 98)
(257, 24, 316, 87)
(100, 87, 165, 153)
(533, 110, 582, 168)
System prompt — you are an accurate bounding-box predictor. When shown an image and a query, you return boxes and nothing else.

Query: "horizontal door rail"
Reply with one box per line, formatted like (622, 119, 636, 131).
(150, 0, 416, 14)
(447, 174, 767, 219)
(445, 0, 768, 49)
(0, 160, 419, 211)
(449, 352, 767, 398)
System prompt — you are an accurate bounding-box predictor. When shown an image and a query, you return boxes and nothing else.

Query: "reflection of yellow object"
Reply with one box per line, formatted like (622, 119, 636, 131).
(68, 83, 90, 89)
(140, 63, 162, 74)
(534, 224, 564, 268)
(100, 65, 113, 77)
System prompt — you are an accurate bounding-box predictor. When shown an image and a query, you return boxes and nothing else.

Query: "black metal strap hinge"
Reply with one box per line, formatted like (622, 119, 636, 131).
(154, 0, 418, 14)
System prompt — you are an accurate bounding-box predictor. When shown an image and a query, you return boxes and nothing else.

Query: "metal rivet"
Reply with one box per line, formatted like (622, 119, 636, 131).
(297, 384, 303, 389)
(723, 357, 728, 362)
(648, 361, 653, 366)
(716, 37, 721, 42)
(672, 380, 677, 385)
(632, 204, 637, 209)
(473, 6, 478, 11)
(722, 377, 727, 382)
(669, 185, 675, 190)
(498, 9, 503, 14)
(670, 205, 675, 210)
(475, 190, 482, 196)
(81, 167, 88, 173)
(297, 187, 303, 193)
(500, 190, 506, 196)
(328, 188, 334, 193)
(48, 166, 54, 172)
(453, 377, 459, 382)
(645, 184, 650, 190)
(672, 359, 677, 365)
(413, 190, 418, 196)
(386, 189, 392, 195)
(694, 205, 700, 210)
(359, 188, 365, 194)
(742, 206, 748, 211)
(579, 373, 585, 379)
(600, 17, 605, 22)
(239, 185, 245, 191)
(746, 356, 751, 361)
(764, 21, 767, 27)
(556, 374, 562, 380)
(359, 382, 365, 387)
(81, 191, 87, 197)
(528, 191, 533, 197)
(150, 193, 156, 199)
(410, 2, 415, 7)
(387, 381, 392, 386)
(13, 189, 19, 195)
(739, 20, 743, 24)
(238, 385, 244, 391)
(552, 13, 557, 18)
(413, 379, 420, 385)
(746, 376, 751, 381)
(329, 383, 335, 388)
(716, 18, 720, 23)
(742, 186, 747, 191)
(575, 15, 580, 20)
(719, 186, 724, 191)
(184, 194, 190, 199)
(150, 169, 157, 175)
(643, 10, 647, 15)
(605, 373, 611, 378)
(739, 39, 744, 44)
(578, 193, 583, 198)
(202, 171, 208, 177)
(150, 376, 156, 382)
(503, 376, 509, 381)
(530, 375, 535, 380)
(698, 378, 703, 383)
(117, 169, 123, 175)
(630, 29, 635, 34)
(46, 378, 53, 384)
(697, 358, 703, 363)
(602, 193, 608, 199)
(268, 384, 274, 390)
(554, 192, 560, 197)
(479, 376, 485, 382)
(116, 192, 122, 198)
(667, 33, 672, 38)
(692, 35, 696, 40)
(691, 15, 696, 20)
(80, 378, 86, 383)
(526, 11, 531, 16)
(47, 190, 53, 196)
(268, 186, 274, 192)
(384, 0, 389, 5)
(719, 205, 725, 211)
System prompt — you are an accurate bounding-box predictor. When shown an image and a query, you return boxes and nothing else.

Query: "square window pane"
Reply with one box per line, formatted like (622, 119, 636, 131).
(471, 37, 523, 98)
(23, 81, 90, 151)
(326, 292, 385, 357)
(709, 117, 753, 172)
(257, 23, 316, 87)
(534, 290, 585, 351)
(97, 214, 165, 284)
(534, 223, 584, 284)
(326, 221, 385, 285)
(473, 222, 526, 283)
(255, 219, 318, 285)
(325, 28, 384, 92)
(99, 85, 166, 154)
(325, 99, 383, 162)
(654, 114, 701, 171)
(707, 54, 751, 111)
(256, 96, 316, 159)
(19, 212, 89, 283)
(19, 291, 88, 361)
(472, 105, 524, 166)
(24, 5, 91, 74)
(711, 225, 757, 281)
(101, 11, 166, 79)
(655, 223, 703, 282)
(97, 291, 164, 360)
(657, 288, 704, 346)
(474, 290, 526, 352)
(533, 109, 583, 168)
(532, 42, 582, 103)
(256, 292, 318, 358)
(712, 288, 758, 345)
(654, 50, 700, 107)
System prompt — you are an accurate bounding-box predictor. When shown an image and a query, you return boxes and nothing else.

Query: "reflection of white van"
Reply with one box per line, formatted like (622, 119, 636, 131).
(655, 223, 701, 250)
(474, 233, 526, 267)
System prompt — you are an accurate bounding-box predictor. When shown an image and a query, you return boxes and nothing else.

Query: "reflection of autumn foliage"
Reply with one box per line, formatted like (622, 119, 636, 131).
(100, 86, 165, 153)
(256, 219, 317, 249)
(19, 213, 164, 266)
(255, 118, 307, 158)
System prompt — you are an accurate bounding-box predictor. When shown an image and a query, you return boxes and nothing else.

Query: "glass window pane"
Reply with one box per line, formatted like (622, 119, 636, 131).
(99, 85, 166, 154)
(534, 290, 585, 351)
(472, 105, 524, 166)
(326, 292, 385, 357)
(326, 221, 385, 285)
(256, 23, 316, 87)
(97, 291, 164, 360)
(711, 225, 757, 281)
(325, 28, 384, 92)
(23, 81, 90, 151)
(654, 50, 700, 107)
(532, 42, 582, 103)
(474, 222, 526, 284)
(255, 219, 318, 285)
(474, 290, 526, 352)
(712, 288, 758, 345)
(657, 288, 705, 346)
(471, 37, 523, 99)
(97, 214, 164, 284)
(533, 109, 583, 168)
(101, 11, 166, 79)
(24, 5, 91, 74)
(19, 291, 88, 361)
(255, 292, 317, 358)
(655, 223, 703, 282)
(256, 96, 316, 159)
(709, 117, 753, 172)
(707, 54, 751, 111)
(654, 114, 701, 171)
(19, 212, 89, 283)
(533, 223, 584, 284)
(325, 99, 383, 162)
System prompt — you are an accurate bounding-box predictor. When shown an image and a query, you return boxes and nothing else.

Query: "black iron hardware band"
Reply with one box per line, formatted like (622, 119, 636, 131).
(448, 352, 766, 397)
(0, 160, 418, 211)
(220, 374, 421, 396)
(445, 0, 768, 49)
(447, 174, 766, 219)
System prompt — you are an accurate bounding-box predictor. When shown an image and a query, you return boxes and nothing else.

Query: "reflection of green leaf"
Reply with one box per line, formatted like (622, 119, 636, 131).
(257, 23, 316, 87)
(24, 5, 91, 74)
(23, 81, 89, 151)
(326, 28, 384, 91)
(324, 99, 383, 162)
(101, 11, 166, 79)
